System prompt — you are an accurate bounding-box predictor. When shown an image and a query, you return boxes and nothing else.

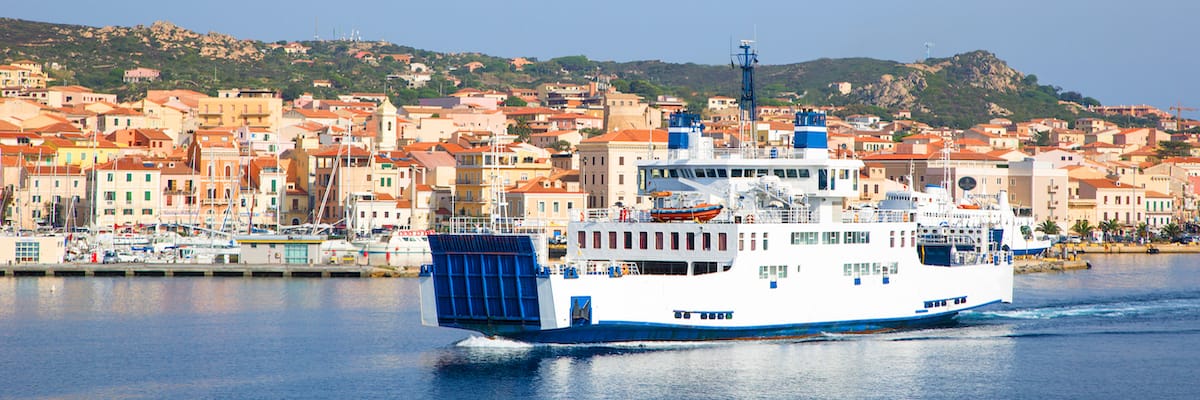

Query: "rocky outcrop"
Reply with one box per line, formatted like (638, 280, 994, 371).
(943, 50, 1022, 93)
(851, 70, 927, 109)
(65, 20, 262, 62)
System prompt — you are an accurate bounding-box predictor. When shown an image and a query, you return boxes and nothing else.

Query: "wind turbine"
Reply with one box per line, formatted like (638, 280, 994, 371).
(924, 42, 935, 60)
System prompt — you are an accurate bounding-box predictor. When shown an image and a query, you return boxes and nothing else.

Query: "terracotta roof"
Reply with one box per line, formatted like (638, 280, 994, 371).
(1145, 190, 1171, 198)
(1076, 178, 1126, 189)
(308, 145, 371, 158)
(580, 129, 668, 144)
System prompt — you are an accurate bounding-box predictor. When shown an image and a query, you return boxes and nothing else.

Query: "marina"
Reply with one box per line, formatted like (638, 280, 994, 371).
(1, 263, 381, 278)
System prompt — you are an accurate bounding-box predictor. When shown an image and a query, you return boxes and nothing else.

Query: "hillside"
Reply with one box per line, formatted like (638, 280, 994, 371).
(0, 18, 1114, 128)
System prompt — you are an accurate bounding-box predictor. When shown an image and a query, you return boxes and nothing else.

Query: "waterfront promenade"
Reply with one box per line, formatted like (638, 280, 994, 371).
(0, 263, 412, 278)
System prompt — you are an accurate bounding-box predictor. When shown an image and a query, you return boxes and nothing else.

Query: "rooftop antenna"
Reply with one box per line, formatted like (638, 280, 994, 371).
(924, 42, 935, 61)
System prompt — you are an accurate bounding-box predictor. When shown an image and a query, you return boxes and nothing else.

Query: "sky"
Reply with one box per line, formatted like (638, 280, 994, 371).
(6, 0, 1199, 118)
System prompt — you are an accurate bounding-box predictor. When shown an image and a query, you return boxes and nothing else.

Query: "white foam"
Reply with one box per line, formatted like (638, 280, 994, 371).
(454, 335, 536, 349)
(976, 298, 1200, 320)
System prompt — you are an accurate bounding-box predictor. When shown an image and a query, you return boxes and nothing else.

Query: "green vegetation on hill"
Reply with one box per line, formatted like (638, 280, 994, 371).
(0, 18, 1140, 129)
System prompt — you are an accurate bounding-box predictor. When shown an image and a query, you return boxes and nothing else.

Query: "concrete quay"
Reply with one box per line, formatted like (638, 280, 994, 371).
(0, 263, 409, 278)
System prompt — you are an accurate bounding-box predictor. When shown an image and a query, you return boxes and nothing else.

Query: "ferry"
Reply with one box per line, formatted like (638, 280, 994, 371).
(878, 185, 1053, 256)
(419, 111, 1013, 343)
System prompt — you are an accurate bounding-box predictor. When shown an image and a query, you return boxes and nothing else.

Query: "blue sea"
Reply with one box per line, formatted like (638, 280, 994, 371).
(2, 254, 1198, 399)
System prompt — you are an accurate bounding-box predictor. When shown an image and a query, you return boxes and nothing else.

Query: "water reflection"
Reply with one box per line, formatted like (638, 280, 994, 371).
(426, 324, 1017, 400)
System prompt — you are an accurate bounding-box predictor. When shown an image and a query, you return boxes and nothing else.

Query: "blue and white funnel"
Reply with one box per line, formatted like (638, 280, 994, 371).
(668, 113, 703, 159)
(793, 110, 828, 160)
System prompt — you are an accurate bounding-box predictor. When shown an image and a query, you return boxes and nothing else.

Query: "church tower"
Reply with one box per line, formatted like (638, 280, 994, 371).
(375, 98, 398, 151)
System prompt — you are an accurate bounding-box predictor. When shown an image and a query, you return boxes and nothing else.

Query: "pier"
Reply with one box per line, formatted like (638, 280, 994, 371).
(0, 263, 405, 278)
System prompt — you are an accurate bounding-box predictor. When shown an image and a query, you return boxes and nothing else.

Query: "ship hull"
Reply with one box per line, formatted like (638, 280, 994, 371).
(419, 228, 1013, 344)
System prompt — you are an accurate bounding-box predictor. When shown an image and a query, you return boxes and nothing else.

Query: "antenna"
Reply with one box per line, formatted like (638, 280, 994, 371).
(923, 42, 935, 60)
(733, 40, 758, 145)
(314, 16, 319, 41)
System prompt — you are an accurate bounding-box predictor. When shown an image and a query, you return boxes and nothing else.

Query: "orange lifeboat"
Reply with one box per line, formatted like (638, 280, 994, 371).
(650, 203, 723, 222)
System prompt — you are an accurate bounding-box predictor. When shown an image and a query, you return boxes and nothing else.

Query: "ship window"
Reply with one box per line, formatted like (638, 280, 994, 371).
(593, 231, 601, 249)
(609, 232, 617, 249)
(686, 232, 695, 250)
(624, 232, 633, 249)
(694, 261, 718, 275)
(639, 232, 648, 249)
(655, 232, 664, 249)
(719, 233, 727, 251)
(792, 232, 818, 245)
(716, 169, 728, 178)
(890, 231, 895, 247)
(798, 169, 810, 178)
(786, 169, 798, 178)
(759, 265, 769, 279)
(756, 169, 768, 177)
(669, 169, 679, 178)
(695, 169, 707, 178)
(819, 169, 829, 190)
(750, 233, 757, 251)
(844, 264, 852, 276)
(763, 233, 769, 250)
(739, 232, 744, 251)
(911, 231, 916, 247)
(899, 231, 906, 248)
(702, 233, 711, 250)
(706, 168, 717, 177)
(578, 231, 586, 248)
(671, 232, 680, 250)
(731, 169, 743, 178)
(823, 232, 840, 244)
(773, 169, 786, 178)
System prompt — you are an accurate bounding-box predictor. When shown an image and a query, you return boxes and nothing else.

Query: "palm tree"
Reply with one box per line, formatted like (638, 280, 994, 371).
(1162, 222, 1183, 241)
(1136, 222, 1150, 243)
(1099, 218, 1123, 242)
(1036, 220, 1061, 236)
(1071, 220, 1095, 241)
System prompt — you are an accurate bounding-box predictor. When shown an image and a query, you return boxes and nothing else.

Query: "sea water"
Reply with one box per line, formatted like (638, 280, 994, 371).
(1, 253, 1198, 399)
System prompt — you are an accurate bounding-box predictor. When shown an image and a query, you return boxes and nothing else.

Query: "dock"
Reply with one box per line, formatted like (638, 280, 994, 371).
(0, 263, 413, 278)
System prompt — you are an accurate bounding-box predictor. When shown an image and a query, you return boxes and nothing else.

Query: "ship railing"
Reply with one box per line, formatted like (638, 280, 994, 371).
(543, 261, 640, 277)
(736, 208, 816, 224)
(841, 209, 912, 223)
(445, 217, 552, 235)
(580, 207, 654, 223)
(710, 146, 817, 160)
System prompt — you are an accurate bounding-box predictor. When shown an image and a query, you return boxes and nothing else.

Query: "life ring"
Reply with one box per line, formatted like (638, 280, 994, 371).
(621, 265, 629, 275)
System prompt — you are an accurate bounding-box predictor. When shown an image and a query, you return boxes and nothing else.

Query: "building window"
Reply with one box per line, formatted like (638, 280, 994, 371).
(125, 173, 132, 182)
(15, 241, 39, 263)
(144, 191, 151, 201)
(284, 243, 308, 264)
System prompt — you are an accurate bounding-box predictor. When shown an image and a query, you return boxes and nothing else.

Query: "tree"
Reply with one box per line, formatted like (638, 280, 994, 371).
(1099, 218, 1123, 242)
(1136, 222, 1150, 242)
(503, 96, 527, 107)
(1036, 219, 1061, 236)
(580, 127, 605, 138)
(553, 140, 572, 152)
(1032, 130, 1052, 146)
(507, 118, 532, 143)
(1157, 140, 1193, 159)
(1071, 220, 1094, 240)
(1162, 222, 1183, 240)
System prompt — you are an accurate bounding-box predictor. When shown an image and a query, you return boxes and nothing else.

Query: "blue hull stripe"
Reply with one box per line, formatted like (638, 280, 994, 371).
(447, 301, 1001, 344)
(1012, 247, 1048, 256)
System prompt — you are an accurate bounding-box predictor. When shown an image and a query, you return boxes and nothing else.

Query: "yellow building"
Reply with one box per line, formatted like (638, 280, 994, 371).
(453, 144, 554, 217)
(41, 136, 123, 168)
(198, 89, 283, 131)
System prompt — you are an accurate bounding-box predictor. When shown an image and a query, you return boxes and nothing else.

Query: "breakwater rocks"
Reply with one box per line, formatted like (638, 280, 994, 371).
(1014, 258, 1090, 274)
